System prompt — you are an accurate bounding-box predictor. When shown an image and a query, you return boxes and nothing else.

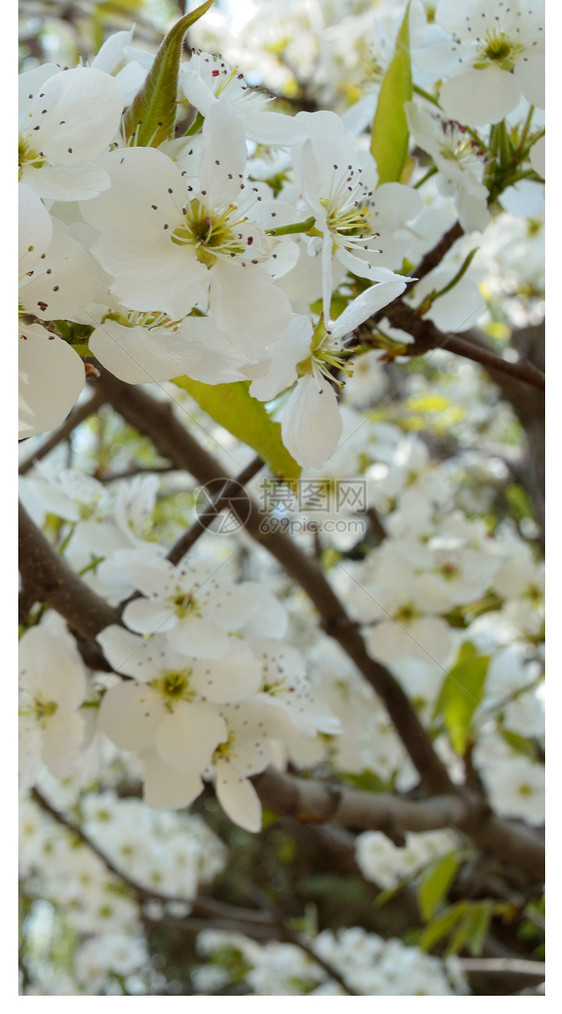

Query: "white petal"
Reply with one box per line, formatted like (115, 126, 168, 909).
(99, 682, 165, 750)
(19, 184, 52, 273)
(141, 748, 203, 809)
(21, 162, 112, 202)
(19, 719, 43, 789)
(249, 314, 313, 401)
(121, 597, 178, 634)
(191, 644, 262, 703)
(29, 67, 123, 164)
(42, 709, 84, 777)
(282, 376, 342, 470)
(20, 223, 99, 323)
(97, 626, 180, 679)
(19, 324, 85, 439)
(439, 66, 521, 126)
(215, 764, 262, 832)
(155, 703, 226, 771)
(331, 278, 408, 337)
(89, 321, 205, 385)
(199, 98, 247, 206)
(167, 617, 230, 659)
(514, 53, 545, 108)
(210, 262, 291, 352)
(90, 226, 207, 319)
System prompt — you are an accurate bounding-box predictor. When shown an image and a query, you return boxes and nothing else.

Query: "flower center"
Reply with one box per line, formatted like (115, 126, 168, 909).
(171, 198, 248, 267)
(475, 31, 524, 72)
(18, 135, 46, 179)
(168, 587, 202, 619)
(151, 668, 194, 709)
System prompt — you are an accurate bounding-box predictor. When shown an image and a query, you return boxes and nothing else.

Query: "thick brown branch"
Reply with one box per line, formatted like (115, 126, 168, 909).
(92, 370, 455, 797)
(252, 768, 545, 882)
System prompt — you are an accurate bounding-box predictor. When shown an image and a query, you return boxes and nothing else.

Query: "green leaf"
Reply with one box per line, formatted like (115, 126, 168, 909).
(419, 902, 468, 952)
(463, 902, 493, 957)
(370, 3, 412, 184)
(122, 0, 216, 147)
(417, 852, 460, 922)
(434, 642, 490, 755)
(338, 769, 391, 794)
(172, 377, 301, 483)
(499, 727, 538, 761)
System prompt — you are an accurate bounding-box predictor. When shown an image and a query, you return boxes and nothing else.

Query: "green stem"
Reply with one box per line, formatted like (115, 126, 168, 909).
(266, 216, 316, 236)
(414, 165, 438, 189)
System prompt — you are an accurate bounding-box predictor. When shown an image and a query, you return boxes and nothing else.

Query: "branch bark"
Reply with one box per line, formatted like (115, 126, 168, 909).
(92, 369, 456, 797)
(252, 767, 544, 881)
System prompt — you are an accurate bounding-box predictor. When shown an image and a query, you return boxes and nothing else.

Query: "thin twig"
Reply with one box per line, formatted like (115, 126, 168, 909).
(19, 390, 106, 475)
(167, 454, 265, 565)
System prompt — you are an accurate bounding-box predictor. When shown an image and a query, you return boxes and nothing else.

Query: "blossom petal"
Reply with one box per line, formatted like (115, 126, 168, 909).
(141, 748, 203, 809)
(19, 324, 85, 439)
(439, 66, 521, 126)
(215, 763, 262, 832)
(155, 703, 227, 771)
(99, 682, 165, 750)
(282, 375, 342, 470)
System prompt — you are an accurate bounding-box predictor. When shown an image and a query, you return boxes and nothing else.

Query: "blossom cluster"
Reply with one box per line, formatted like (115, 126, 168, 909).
(18, 467, 339, 833)
(19, 0, 544, 471)
(193, 926, 468, 995)
(18, 0, 545, 998)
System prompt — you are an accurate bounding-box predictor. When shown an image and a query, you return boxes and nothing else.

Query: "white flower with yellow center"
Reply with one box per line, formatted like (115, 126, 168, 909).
(424, 0, 545, 125)
(80, 98, 291, 352)
(19, 626, 87, 788)
(251, 280, 406, 469)
(18, 65, 124, 200)
(117, 556, 266, 658)
(97, 627, 262, 778)
(291, 110, 417, 320)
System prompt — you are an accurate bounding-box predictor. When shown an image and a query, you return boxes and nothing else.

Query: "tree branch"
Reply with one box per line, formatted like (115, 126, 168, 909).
(19, 389, 106, 475)
(167, 454, 265, 565)
(92, 370, 456, 797)
(252, 767, 544, 881)
(380, 303, 545, 391)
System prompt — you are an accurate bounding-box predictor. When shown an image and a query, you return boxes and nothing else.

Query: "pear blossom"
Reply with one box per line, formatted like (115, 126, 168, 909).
(80, 99, 292, 351)
(19, 626, 87, 788)
(211, 703, 274, 833)
(291, 109, 416, 318)
(180, 51, 311, 145)
(116, 555, 266, 658)
(251, 279, 407, 469)
(405, 102, 490, 233)
(419, 0, 545, 126)
(97, 627, 233, 772)
(18, 65, 124, 200)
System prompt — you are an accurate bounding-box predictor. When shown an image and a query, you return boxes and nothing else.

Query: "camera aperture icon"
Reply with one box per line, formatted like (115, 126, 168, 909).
(193, 478, 252, 535)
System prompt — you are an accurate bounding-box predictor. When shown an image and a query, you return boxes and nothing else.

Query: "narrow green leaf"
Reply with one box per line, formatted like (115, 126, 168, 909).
(419, 902, 467, 952)
(434, 642, 490, 755)
(370, 3, 412, 184)
(172, 377, 301, 483)
(417, 852, 460, 922)
(122, 0, 216, 147)
(499, 727, 538, 761)
(464, 902, 493, 957)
